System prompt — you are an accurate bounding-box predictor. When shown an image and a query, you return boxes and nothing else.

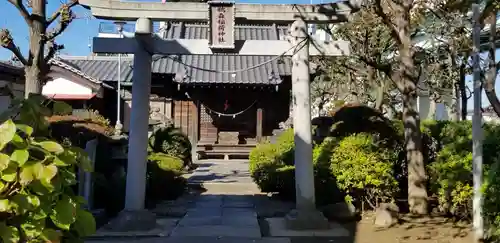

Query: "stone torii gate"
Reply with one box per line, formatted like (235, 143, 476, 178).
(80, 0, 360, 231)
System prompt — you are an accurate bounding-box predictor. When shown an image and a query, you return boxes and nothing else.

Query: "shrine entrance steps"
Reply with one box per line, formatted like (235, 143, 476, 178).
(196, 144, 255, 160)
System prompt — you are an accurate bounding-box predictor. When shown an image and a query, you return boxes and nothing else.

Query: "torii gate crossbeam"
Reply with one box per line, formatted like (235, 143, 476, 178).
(81, 0, 360, 232)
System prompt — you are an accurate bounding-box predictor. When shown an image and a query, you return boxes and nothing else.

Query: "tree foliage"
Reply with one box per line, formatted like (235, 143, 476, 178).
(0, 93, 96, 242)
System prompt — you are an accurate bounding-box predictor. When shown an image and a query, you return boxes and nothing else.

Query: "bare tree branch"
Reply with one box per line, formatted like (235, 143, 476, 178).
(6, 0, 31, 24)
(0, 29, 28, 65)
(373, 0, 402, 46)
(46, 21, 71, 41)
(44, 41, 64, 63)
(46, 0, 79, 26)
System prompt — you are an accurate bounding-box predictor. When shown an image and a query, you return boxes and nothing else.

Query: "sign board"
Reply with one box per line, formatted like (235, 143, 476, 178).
(208, 1, 235, 50)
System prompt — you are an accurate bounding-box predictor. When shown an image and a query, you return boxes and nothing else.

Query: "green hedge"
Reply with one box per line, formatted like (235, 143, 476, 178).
(249, 129, 343, 206)
(149, 125, 193, 168)
(249, 104, 500, 241)
(330, 133, 399, 209)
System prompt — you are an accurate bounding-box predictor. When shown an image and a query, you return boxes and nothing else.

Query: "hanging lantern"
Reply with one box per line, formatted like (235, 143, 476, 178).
(275, 85, 279, 92)
(232, 114, 236, 119)
(177, 84, 181, 90)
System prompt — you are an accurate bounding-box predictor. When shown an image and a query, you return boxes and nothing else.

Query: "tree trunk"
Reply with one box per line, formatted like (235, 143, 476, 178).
(402, 87, 428, 215)
(399, 33, 428, 215)
(484, 14, 500, 116)
(459, 61, 468, 120)
(24, 65, 43, 98)
(25, 0, 47, 98)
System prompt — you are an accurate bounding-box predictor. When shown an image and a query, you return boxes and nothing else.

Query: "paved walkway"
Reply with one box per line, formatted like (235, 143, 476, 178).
(86, 159, 291, 243)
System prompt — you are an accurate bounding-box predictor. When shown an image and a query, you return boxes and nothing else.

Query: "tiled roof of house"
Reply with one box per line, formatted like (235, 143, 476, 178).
(0, 61, 23, 76)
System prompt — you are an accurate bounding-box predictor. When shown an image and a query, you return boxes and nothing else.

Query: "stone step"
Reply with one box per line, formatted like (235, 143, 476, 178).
(86, 236, 291, 243)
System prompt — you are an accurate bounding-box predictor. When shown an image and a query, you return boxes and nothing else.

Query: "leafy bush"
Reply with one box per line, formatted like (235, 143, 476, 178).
(330, 133, 399, 210)
(149, 125, 192, 168)
(426, 121, 500, 218)
(146, 153, 186, 206)
(249, 132, 343, 206)
(0, 95, 95, 242)
(249, 142, 280, 191)
(484, 160, 500, 241)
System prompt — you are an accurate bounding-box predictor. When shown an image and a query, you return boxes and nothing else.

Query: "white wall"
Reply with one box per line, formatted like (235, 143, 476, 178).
(417, 95, 449, 121)
(42, 77, 93, 97)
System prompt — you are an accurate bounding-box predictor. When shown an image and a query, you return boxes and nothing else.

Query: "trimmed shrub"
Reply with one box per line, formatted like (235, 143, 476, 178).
(249, 132, 343, 206)
(146, 153, 186, 206)
(330, 133, 399, 210)
(249, 142, 282, 192)
(149, 125, 193, 168)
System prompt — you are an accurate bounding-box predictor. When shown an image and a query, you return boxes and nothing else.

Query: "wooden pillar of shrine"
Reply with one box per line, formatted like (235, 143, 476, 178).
(256, 106, 263, 142)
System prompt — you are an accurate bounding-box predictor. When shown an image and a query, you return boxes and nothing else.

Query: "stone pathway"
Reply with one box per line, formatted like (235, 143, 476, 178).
(86, 159, 353, 243)
(86, 159, 290, 243)
(170, 195, 260, 237)
(172, 160, 263, 238)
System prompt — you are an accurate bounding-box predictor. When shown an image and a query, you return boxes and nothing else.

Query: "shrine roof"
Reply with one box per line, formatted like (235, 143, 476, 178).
(59, 54, 292, 85)
(60, 22, 298, 85)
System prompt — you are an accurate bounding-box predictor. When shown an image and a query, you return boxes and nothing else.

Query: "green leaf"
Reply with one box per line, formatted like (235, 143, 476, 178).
(30, 200, 50, 220)
(0, 223, 20, 243)
(10, 149, 29, 166)
(50, 196, 77, 230)
(15, 124, 33, 136)
(20, 218, 45, 239)
(28, 180, 52, 196)
(54, 151, 77, 166)
(0, 199, 10, 212)
(19, 165, 35, 186)
(58, 168, 76, 186)
(73, 209, 96, 237)
(37, 141, 64, 155)
(0, 181, 6, 193)
(30, 162, 44, 180)
(10, 135, 27, 149)
(0, 153, 10, 172)
(40, 228, 62, 243)
(41, 164, 58, 181)
(1, 164, 18, 182)
(27, 195, 41, 209)
(53, 101, 73, 115)
(0, 120, 16, 151)
(10, 194, 30, 214)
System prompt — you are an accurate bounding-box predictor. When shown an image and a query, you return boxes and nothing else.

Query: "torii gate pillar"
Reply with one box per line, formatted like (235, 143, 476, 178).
(109, 18, 157, 231)
(285, 18, 329, 230)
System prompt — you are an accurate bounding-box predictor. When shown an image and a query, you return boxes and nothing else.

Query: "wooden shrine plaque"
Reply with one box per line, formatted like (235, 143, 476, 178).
(208, 1, 235, 50)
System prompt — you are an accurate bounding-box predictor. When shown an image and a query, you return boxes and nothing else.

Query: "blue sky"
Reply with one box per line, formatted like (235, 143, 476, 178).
(0, 0, 322, 59)
(0, 0, 498, 109)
